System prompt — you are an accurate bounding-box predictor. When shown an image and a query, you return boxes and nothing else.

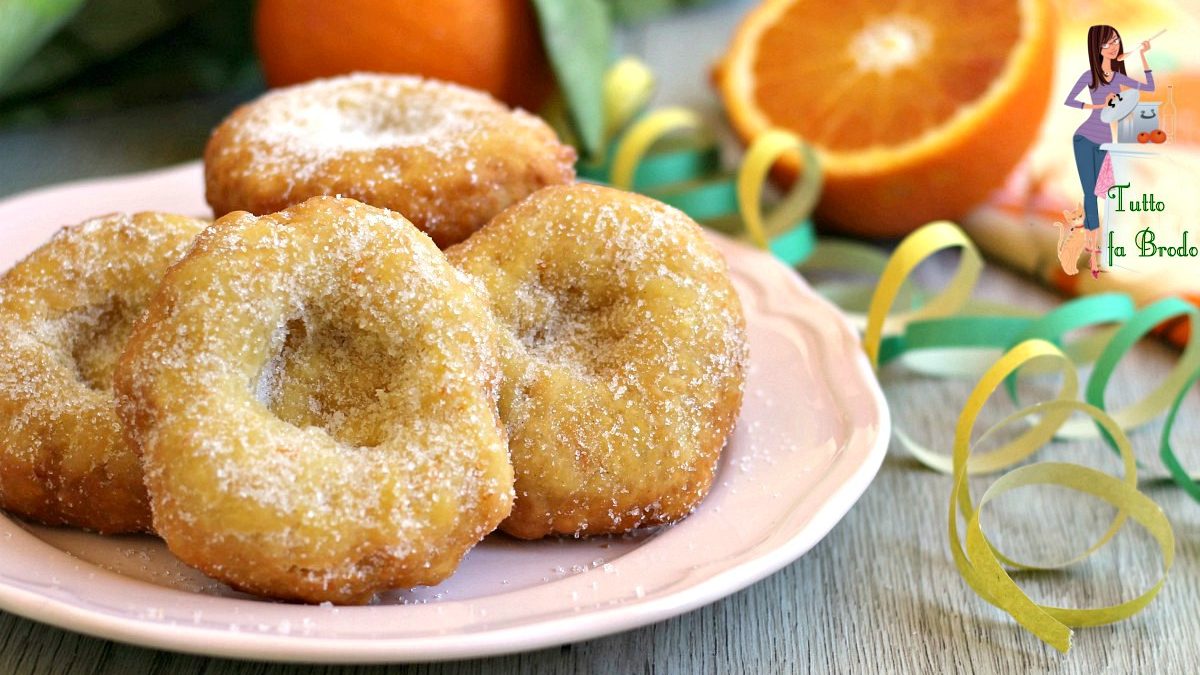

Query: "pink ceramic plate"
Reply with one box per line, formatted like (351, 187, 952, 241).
(0, 163, 888, 663)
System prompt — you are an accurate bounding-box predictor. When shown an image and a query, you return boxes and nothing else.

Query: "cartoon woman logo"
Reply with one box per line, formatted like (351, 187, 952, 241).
(1063, 24, 1154, 278)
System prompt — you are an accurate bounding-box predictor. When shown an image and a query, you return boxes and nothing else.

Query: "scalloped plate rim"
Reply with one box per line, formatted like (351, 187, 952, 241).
(0, 162, 889, 664)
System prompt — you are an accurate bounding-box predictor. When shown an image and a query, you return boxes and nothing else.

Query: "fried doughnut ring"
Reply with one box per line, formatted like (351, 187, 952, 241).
(115, 197, 513, 603)
(0, 212, 207, 533)
(204, 73, 577, 248)
(447, 184, 748, 539)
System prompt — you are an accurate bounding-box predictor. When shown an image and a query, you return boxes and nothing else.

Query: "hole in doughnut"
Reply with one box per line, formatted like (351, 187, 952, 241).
(256, 311, 412, 449)
(512, 278, 629, 373)
(64, 296, 139, 391)
(293, 95, 469, 152)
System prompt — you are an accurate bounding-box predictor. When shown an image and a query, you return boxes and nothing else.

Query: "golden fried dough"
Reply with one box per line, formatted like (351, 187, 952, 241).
(0, 212, 207, 533)
(204, 73, 576, 247)
(116, 197, 513, 603)
(447, 184, 748, 539)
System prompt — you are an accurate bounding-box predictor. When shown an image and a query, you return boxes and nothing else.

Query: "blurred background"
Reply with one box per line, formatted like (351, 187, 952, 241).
(0, 0, 728, 196)
(1, 0, 1197, 285)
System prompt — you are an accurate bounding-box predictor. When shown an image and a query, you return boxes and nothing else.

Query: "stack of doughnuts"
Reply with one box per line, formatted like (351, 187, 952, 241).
(0, 74, 748, 603)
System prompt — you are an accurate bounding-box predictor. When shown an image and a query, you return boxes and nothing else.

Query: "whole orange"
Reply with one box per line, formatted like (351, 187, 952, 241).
(254, 0, 555, 111)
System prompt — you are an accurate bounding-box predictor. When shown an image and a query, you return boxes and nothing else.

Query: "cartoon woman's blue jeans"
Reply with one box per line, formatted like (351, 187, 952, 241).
(1072, 134, 1105, 231)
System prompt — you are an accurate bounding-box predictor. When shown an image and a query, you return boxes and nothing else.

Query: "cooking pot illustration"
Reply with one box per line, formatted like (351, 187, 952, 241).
(1100, 89, 1162, 143)
(1119, 102, 1161, 143)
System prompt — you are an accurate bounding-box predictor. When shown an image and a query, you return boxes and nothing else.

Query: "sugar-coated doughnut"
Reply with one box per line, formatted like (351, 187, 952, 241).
(0, 212, 208, 533)
(115, 197, 514, 603)
(447, 184, 748, 539)
(204, 73, 577, 247)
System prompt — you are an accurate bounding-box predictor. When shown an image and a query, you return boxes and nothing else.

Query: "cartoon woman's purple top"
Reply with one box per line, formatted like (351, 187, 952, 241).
(1064, 69, 1155, 144)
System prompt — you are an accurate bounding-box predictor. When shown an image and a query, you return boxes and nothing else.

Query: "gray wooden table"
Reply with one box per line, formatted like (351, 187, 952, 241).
(1, 3, 1198, 672)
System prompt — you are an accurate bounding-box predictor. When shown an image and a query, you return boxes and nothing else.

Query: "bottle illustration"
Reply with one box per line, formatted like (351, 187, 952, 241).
(1160, 84, 1176, 142)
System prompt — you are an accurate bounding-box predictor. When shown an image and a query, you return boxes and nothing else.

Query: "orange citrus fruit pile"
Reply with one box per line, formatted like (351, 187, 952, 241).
(714, 0, 1056, 237)
(254, 0, 555, 111)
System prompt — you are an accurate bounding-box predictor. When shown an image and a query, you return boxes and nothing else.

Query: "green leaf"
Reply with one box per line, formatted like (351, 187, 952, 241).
(0, 0, 221, 99)
(531, 0, 611, 159)
(0, 0, 86, 88)
(0, 0, 258, 127)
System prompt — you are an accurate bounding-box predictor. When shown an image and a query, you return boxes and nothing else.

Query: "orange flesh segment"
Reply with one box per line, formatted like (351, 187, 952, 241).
(751, 0, 1020, 151)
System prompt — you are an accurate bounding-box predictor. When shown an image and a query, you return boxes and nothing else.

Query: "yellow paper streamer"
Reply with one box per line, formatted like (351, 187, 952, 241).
(610, 107, 702, 191)
(716, 172, 1178, 650)
(861, 222, 983, 368)
(859, 222, 1177, 652)
(602, 57, 656, 142)
(591, 57, 1181, 653)
(736, 129, 822, 249)
(948, 341, 1174, 652)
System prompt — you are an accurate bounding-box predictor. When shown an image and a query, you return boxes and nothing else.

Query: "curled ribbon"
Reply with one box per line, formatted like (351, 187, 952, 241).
(949, 340, 1174, 653)
(586, 62, 822, 264)
(609, 107, 703, 192)
(860, 222, 983, 368)
(580, 58, 1193, 653)
(851, 221, 1187, 651)
(735, 129, 822, 259)
(1164, 369, 1200, 501)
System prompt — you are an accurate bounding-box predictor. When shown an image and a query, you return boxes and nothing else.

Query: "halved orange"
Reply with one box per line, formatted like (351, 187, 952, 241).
(714, 0, 1056, 237)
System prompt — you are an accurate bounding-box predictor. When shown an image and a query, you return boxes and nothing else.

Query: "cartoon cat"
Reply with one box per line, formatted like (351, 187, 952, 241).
(1051, 203, 1087, 276)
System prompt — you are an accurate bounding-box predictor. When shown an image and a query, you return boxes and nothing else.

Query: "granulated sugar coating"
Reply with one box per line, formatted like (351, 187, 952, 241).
(204, 73, 576, 248)
(115, 197, 514, 604)
(447, 184, 748, 539)
(0, 212, 208, 534)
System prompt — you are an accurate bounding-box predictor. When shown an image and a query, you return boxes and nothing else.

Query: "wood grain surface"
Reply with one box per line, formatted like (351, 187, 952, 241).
(1, 2, 1197, 672)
